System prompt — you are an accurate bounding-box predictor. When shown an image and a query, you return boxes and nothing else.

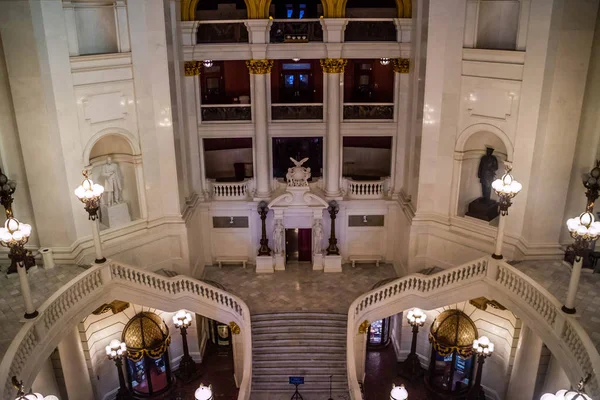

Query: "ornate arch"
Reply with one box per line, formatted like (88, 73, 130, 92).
(181, 0, 264, 20)
(82, 128, 141, 166)
(455, 123, 514, 161)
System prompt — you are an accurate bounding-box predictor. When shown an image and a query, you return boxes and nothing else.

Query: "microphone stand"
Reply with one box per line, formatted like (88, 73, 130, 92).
(328, 375, 333, 400)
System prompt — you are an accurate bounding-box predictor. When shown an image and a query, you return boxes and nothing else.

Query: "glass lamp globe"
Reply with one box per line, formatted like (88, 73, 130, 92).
(173, 310, 193, 328)
(540, 390, 592, 400)
(406, 308, 426, 326)
(390, 384, 408, 400)
(0, 217, 32, 246)
(74, 172, 104, 202)
(203, 60, 213, 68)
(473, 336, 494, 356)
(492, 167, 522, 197)
(566, 211, 600, 240)
(380, 57, 391, 66)
(105, 339, 126, 358)
(195, 383, 213, 400)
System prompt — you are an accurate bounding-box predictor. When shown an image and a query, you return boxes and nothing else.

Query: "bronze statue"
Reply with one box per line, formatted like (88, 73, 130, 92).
(478, 147, 498, 201)
(466, 147, 500, 221)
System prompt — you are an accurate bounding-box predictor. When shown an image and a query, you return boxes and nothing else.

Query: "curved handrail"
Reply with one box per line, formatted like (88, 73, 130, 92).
(346, 256, 600, 399)
(0, 261, 253, 400)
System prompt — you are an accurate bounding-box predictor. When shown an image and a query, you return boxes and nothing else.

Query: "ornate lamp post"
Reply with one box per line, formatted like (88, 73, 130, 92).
(563, 210, 600, 314)
(583, 161, 600, 206)
(399, 308, 426, 381)
(173, 309, 197, 382)
(195, 383, 214, 400)
(540, 375, 592, 400)
(105, 339, 132, 400)
(74, 170, 106, 263)
(467, 336, 494, 400)
(326, 200, 340, 255)
(12, 376, 59, 400)
(390, 384, 408, 400)
(491, 164, 522, 259)
(1, 213, 37, 318)
(257, 201, 271, 256)
(0, 168, 17, 214)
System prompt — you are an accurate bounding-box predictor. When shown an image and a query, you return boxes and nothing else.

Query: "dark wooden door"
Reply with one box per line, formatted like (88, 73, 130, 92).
(286, 229, 299, 262)
(298, 228, 312, 262)
(280, 65, 313, 103)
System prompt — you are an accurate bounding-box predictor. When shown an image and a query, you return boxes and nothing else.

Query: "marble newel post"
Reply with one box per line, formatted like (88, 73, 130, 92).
(506, 324, 543, 400)
(312, 209, 324, 270)
(247, 60, 274, 199)
(57, 326, 95, 400)
(273, 209, 285, 271)
(321, 59, 346, 199)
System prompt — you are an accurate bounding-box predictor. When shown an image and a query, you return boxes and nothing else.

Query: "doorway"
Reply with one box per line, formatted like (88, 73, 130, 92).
(280, 62, 314, 103)
(285, 228, 312, 262)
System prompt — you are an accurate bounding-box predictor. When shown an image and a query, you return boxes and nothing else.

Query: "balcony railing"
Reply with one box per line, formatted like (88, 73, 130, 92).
(200, 104, 252, 122)
(343, 177, 390, 199)
(344, 19, 397, 42)
(196, 20, 249, 43)
(271, 103, 324, 120)
(343, 103, 394, 120)
(209, 179, 253, 200)
(270, 19, 323, 43)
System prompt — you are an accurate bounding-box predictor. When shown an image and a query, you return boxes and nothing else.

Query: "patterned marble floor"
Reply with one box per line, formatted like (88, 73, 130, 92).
(0, 264, 89, 360)
(516, 259, 600, 350)
(202, 262, 398, 314)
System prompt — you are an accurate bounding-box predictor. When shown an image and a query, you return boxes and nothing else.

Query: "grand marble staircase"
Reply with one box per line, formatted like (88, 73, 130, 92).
(251, 312, 350, 400)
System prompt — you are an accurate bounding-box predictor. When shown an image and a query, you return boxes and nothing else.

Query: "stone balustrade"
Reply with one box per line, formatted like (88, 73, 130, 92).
(0, 261, 253, 400)
(344, 178, 389, 199)
(209, 179, 253, 200)
(346, 256, 600, 399)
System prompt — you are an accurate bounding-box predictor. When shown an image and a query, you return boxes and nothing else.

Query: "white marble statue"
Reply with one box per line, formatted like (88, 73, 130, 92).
(273, 220, 284, 255)
(312, 219, 323, 255)
(101, 157, 123, 206)
(286, 157, 311, 187)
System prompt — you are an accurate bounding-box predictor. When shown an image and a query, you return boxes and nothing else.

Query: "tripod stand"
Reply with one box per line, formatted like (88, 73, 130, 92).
(290, 383, 304, 400)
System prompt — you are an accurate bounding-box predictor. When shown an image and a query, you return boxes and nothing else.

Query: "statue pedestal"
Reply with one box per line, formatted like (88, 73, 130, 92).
(274, 254, 285, 271)
(465, 198, 499, 222)
(312, 253, 324, 270)
(256, 256, 274, 274)
(323, 255, 342, 273)
(100, 203, 131, 228)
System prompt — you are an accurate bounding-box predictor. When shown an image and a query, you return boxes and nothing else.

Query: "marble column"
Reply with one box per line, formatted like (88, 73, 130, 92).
(541, 354, 570, 395)
(391, 58, 411, 198)
(32, 356, 61, 398)
(506, 324, 543, 400)
(183, 61, 204, 198)
(321, 59, 346, 198)
(247, 60, 273, 199)
(312, 209, 324, 270)
(57, 326, 94, 400)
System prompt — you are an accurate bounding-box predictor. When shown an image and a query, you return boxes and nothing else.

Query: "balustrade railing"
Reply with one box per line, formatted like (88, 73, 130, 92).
(271, 104, 324, 120)
(344, 178, 388, 199)
(343, 103, 394, 120)
(346, 256, 600, 399)
(0, 262, 253, 400)
(209, 179, 253, 200)
(344, 19, 397, 42)
(269, 19, 324, 43)
(196, 20, 249, 43)
(201, 104, 252, 122)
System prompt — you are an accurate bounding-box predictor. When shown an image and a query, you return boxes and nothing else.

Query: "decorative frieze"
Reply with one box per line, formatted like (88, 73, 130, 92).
(392, 58, 410, 73)
(246, 59, 274, 74)
(320, 58, 347, 74)
(184, 61, 202, 76)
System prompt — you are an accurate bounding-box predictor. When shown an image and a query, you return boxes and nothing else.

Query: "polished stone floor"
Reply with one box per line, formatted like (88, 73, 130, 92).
(202, 262, 398, 314)
(364, 345, 427, 400)
(0, 264, 89, 359)
(516, 259, 600, 350)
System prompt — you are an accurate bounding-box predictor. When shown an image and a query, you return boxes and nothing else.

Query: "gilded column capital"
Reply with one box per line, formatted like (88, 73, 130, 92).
(246, 59, 274, 74)
(358, 320, 370, 334)
(184, 61, 202, 76)
(229, 321, 241, 335)
(320, 58, 347, 73)
(392, 58, 410, 73)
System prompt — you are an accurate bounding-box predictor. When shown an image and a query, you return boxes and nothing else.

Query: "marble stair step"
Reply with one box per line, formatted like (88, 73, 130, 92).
(253, 359, 345, 368)
(252, 331, 346, 341)
(253, 352, 346, 362)
(253, 365, 347, 374)
(252, 325, 346, 334)
(251, 318, 347, 328)
(253, 346, 346, 355)
(253, 340, 346, 349)
(252, 312, 347, 322)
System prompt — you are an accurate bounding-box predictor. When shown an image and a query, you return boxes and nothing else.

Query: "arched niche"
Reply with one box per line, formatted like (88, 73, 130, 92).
(455, 130, 509, 218)
(86, 133, 145, 227)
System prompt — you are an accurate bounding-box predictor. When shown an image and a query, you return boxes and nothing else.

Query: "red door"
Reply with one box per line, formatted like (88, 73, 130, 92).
(298, 228, 312, 262)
